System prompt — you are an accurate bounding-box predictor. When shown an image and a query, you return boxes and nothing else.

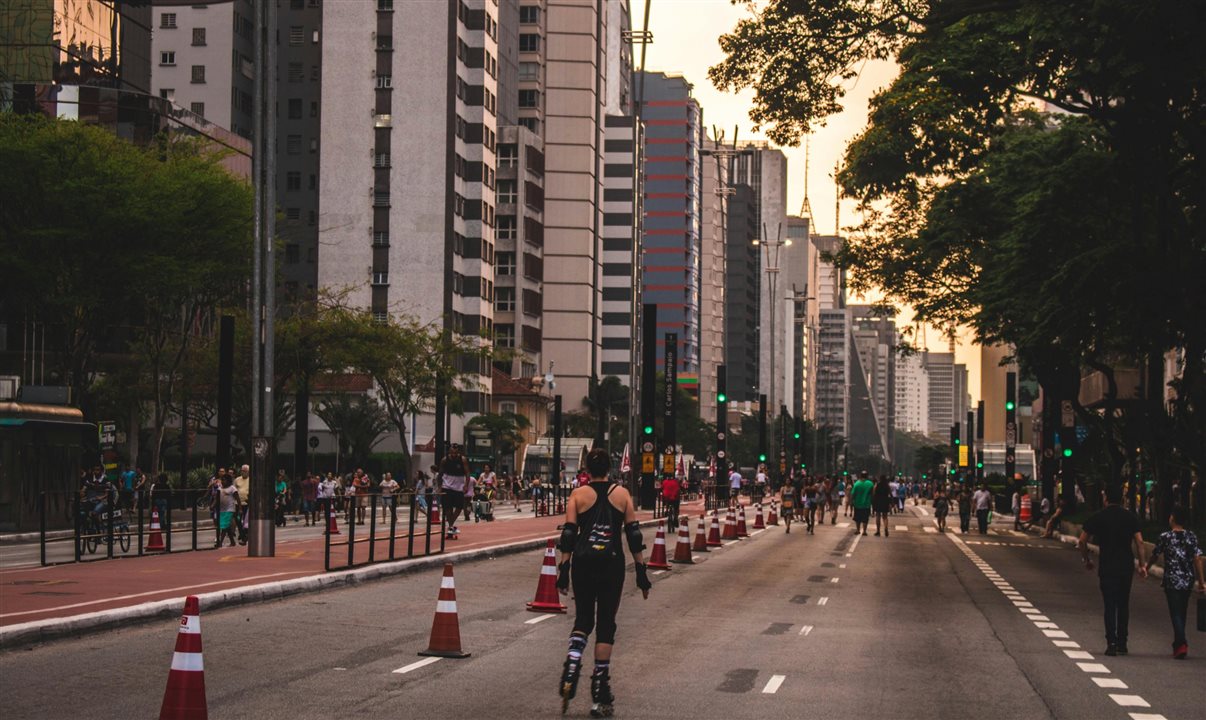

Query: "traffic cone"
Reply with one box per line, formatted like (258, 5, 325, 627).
(159, 595, 207, 720)
(671, 516, 694, 564)
(419, 563, 471, 658)
(737, 506, 750, 538)
(647, 521, 672, 570)
(768, 500, 779, 526)
(429, 499, 441, 526)
(527, 539, 567, 613)
(722, 507, 737, 540)
(753, 503, 766, 530)
(693, 514, 710, 552)
(706, 510, 722, 547)
(1019, 494, 1032, 523)
(326, 503, 340, 535)
(146, 507, 166, 552)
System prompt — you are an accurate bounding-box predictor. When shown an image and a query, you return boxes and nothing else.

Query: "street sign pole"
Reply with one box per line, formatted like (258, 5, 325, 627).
(1005, 372, 1017, 481)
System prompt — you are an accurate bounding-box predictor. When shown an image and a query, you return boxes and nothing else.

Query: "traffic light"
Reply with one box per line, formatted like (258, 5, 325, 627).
(950, 423, 961, 447)
(976, 461, 984, 469)
(793, 430, 801, 440)
(717, 391, 726, 403)
(759, 453, 768, 463)
(1005, 400, 1015, 411)
(643, 424, 654, 436)
(922, 473, 928, 479)
(1063, 447, 1073, 458)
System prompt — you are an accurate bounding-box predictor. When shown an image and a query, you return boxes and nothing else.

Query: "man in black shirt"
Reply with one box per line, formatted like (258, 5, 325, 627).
(1079, 485, 1148, 656)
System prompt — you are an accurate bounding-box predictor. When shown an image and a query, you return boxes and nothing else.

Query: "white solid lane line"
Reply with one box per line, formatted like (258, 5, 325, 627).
(525, 613, 556, 625)
(393, 657, 442, 675)
(762, 675, 786, 694)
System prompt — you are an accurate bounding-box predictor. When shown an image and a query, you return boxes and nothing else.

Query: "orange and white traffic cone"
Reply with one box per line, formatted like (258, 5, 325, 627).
(146, 507, 167, 552)
(1019, 494, 1032, 524)
(753, 503, 766, 530)
(706, 510, 723, 547)
(159, 595, 207, 720)
(722, 507, 737, 540)
(419, 563, 471, 658)
(527, 539, 567, 613)
(693, 514, 710, 552)
(767, 500, 779, 526)
(429, 499, 441, 526)
(671, 516, 694, 564)
(326, 503, 340, 535)
(647, 520, 672, 570)
(737, 506, 750, 538)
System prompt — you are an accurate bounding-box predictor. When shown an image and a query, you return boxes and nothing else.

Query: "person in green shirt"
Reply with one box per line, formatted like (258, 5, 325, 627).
(850, 471, 875, 536)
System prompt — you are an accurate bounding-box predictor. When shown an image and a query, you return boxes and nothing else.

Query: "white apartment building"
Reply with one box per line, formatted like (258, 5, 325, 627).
(895, 351, 930, 435)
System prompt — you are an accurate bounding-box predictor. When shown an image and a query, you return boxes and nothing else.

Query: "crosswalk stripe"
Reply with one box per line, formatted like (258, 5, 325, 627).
(762, 675, 786, 694)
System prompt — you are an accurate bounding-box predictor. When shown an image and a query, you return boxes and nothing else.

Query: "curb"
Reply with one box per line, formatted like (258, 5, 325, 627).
(0, 517, 666, 650)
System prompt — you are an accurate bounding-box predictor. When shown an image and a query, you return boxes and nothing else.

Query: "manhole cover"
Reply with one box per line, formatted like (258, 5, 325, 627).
(762, 622, 792, 635)
(790, 595, 810, 604)
(807, 575, 828, 582)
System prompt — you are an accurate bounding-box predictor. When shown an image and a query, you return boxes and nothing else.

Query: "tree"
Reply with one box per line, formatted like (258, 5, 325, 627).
(314, 394, 391, 464)
(712, 0, 1206, 501)
(466, 411, 531, 470)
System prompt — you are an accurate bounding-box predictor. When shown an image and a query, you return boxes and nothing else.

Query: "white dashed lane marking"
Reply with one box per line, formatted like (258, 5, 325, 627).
(923, 527, 937, 533)
(392, 657, 441, 675)
(762, 675, 786, 694)
(525, 613, 556, 625)
(947, 533, 1159, 718)
(799, 625, 813, 636)
(817, 597, 829, 606)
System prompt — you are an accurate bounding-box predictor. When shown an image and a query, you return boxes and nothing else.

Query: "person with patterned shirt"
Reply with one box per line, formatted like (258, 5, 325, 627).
(1144, 506, 1205, 659)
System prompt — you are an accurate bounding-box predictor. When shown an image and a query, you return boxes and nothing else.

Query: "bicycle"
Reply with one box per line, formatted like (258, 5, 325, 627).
(79, 505, 132, 555)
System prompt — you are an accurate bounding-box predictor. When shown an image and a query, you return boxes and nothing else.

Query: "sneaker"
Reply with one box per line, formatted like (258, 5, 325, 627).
(1104, 645, 1118, 657)
(1173, 643, 1188, 659)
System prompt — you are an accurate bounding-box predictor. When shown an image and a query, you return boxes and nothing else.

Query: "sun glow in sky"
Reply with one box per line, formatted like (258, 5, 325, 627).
(640, 0, 981, 400)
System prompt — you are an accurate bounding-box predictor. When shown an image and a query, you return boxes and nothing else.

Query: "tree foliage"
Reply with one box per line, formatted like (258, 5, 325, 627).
(315, 393, 391, 462)
(466, 411, 531, 470)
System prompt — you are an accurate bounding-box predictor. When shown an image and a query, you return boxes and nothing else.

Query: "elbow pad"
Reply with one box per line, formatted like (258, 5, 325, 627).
(625, 521, 645, 554)
(558, 522, 579, 553)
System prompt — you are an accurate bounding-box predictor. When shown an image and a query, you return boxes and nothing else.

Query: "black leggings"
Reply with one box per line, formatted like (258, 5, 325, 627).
(571, 556, 626, 644)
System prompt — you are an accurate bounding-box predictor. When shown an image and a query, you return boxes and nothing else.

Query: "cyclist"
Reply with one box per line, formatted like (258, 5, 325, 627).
(81, 465, 113, 520)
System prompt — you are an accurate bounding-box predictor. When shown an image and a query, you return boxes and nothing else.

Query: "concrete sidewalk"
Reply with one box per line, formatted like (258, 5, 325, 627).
(0, 500, 708, 648)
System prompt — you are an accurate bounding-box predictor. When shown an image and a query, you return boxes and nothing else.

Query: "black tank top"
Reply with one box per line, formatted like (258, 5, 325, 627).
(576, 481, 624, 559)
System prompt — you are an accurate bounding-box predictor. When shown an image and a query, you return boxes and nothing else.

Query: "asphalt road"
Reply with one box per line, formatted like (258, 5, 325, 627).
(1, 507, 1201, 720)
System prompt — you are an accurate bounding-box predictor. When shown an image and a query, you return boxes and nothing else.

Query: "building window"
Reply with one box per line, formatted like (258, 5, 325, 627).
(497, 215, 516, 240)
(192, 28, 206, 46)
(373, 232, 389, 247)
(518, 117, 539, 134)
(495, 324, 515, 348)
(376, 74, 392, 89)
(518, 62, 539, 81)
(498, 143, 517, 168)
(518, 89, 540, 108)
(288, 98, 302, 119)
(288, 63, 304, 82)
(497, 180, 516, 204)
(159, 51, 175, 66)
(374, 191, 390, 207)
(496, 287, 515, 312)
(289, 26, 305, 45)
(377, 0, 393, 10)
(285, 244, 300, 264)
(286, 171, 301, 191)
(190, 102, 205, 117)
(191, 65, 206, 83)
(496, 252, 515, 276)
(159, 88, 174, 101)
(286, 208, 301, 221)
(519, 34, 540, 52)
(286, 135, 302, 154)
(519, 6, 540, 23)
(161, 13, 177, 29)
(372, 272, 389, 286)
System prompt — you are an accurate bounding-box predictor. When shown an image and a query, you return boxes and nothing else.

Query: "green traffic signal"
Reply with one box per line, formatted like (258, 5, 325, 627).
(954, 438, 961, 445)
(1063, 448, 1073, 458)
(793, 432, 801, 440)
(976, 462, 984, 469)
(922, 474, 928, 479)
(949, 469, 956, 475)
(717, 392, 727, 403)
(642, 425, 654, 435)
(758, 453, 767, 462)
(1005, 400, 1016, 411)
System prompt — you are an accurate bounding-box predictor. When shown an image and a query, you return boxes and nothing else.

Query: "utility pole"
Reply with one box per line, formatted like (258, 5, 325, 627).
(638, 304, 658, 509)
(756, 222, 788, 484)
(1005, 372, 1018, 481)
(662, 333, 678, 480)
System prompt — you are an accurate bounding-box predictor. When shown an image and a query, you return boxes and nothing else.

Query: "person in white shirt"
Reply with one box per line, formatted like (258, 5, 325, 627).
(379, 472, 400, 522)
(973, 484, 994, 535)
(728, 468, 743, 507)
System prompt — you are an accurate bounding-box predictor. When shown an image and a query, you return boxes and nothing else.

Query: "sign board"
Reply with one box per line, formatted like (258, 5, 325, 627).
(641, 453, 655, 473)
(642, 441, 654, 453)
(716, 450, 726, 459)
(716, 432, 726, 442)
(958, 445, 969, 467)
(1005, 421, 1017, 447)
(1006, 453, 1015, 464)
(663, 333, 677, 419)
(308, 436, 320, 449)
(98, 421, 117, 450)
(252, 437, 270, 459)
(663, 454, 675, 475)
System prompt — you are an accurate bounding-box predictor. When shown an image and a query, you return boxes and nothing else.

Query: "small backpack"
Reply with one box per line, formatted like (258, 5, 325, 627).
(579, 485, 621, 560)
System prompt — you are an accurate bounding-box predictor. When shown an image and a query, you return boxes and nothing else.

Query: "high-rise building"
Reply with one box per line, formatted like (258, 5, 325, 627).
(817, 307, 850, 437)
(636, 71, 703, 380)
(811, 234, 845, 311)
(698, 136, 729, 422)
(924, 351, 956, 436)
(849, 306, 896, 460)
(784, 215, 819, 420)
(1, 0, 152, 98)
(953, 362, 971, 429)
(494, 125, 546, 381)
(320, 0, 499, 426)
(538, 0, 631, 407)
(149, 1, 254, 138)
(723, 184, 760, 403)
(731, 141, 788, 412)
(895, 351, 930, 435)
(599, 114, 643, 387)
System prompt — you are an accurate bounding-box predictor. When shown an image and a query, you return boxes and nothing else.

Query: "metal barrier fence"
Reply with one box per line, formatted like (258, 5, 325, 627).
(39, 488, 219, 567)
(532, 483, 570, 517)
(323, 492, 444, 572)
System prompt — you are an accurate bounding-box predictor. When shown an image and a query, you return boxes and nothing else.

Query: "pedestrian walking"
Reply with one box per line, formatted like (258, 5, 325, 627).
(973, 483, 993, 535)
(1043, 497, 1067, 539)
(234, 464, 251, 545)
(933, 489, 950, 532)
(1011, 487, 1022, 531)
(379, 472, 400, 523)
(850, 471, 874, 536)
(1079, 485, 1148, 656)
(213, 474, 240, 548)
(556, 448, 650, 717)
(957, 485, 972, 534)
(1143, 507, 1205, 659)
(661, 474, 680, 529)
(872, 475, 892, 536)
(301, 473, 319, 525)
(439, 444, 470, 538)
(353, 469, 371, 525)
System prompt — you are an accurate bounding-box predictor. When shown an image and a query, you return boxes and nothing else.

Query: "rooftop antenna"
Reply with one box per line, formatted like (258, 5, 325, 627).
(799, 135, 813, 219)
(833, 160, 841, 236)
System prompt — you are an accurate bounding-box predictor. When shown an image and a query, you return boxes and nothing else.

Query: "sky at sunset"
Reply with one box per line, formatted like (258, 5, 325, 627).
(639, 0, 982, 400)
